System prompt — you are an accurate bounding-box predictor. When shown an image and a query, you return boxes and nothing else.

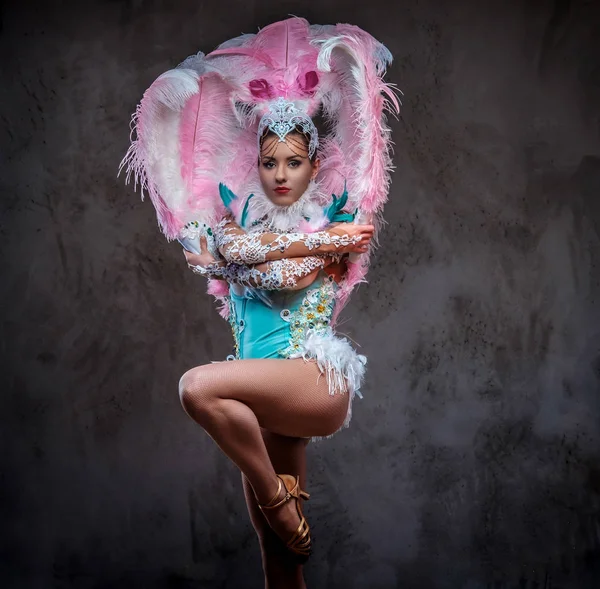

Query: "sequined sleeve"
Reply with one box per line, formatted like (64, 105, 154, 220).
(189, 257, 329, 291)
(213, 216, 361, 264)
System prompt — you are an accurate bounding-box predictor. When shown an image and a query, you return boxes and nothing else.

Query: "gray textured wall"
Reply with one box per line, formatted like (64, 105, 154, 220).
(2, 0, 600, 587)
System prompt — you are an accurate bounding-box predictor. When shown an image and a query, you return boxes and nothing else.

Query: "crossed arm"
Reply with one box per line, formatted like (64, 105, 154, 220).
(213, 216, 370, 264)
(185, 216, 373, 291)
(188, 255, 337, 291)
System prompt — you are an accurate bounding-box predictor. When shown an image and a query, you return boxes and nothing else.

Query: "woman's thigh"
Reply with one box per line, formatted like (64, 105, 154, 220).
(181, 358, 349, 438)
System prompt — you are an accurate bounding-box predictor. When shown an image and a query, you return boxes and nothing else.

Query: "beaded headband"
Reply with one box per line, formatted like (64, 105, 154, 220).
(257, 97, 319, 158)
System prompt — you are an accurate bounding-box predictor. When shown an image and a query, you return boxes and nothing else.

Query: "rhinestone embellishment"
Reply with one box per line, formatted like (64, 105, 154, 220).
(278, 279, 336, 357)
(257, 98, 319, 158)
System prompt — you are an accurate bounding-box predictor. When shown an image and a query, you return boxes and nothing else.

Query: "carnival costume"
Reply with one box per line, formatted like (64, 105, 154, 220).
(120, 17, 399, 434)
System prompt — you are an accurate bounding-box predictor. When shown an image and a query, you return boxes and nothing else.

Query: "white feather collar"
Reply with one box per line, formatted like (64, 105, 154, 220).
(241, 180, 329, 232)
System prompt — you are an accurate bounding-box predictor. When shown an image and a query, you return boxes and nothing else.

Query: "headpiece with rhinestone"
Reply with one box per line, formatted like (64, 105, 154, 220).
(257, 97, 319, 158)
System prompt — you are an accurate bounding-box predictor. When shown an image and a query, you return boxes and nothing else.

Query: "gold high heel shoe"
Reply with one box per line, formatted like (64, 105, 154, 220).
(259, 474, 312, 558)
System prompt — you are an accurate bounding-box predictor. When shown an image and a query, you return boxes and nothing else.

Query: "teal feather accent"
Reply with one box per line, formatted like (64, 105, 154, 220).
(325, 187, 356, 222)
(219, 183, 238, 210)
(331, 210, 356, 222)
(240, 194, 255, 228)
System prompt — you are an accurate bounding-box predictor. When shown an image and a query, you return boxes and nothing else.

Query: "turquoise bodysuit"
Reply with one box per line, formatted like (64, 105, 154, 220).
(191, 185, 366, 431)
(228, 273, 337, 360)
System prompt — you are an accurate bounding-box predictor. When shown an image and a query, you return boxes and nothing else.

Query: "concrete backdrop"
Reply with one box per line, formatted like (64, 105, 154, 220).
(1, 0, 600, 587)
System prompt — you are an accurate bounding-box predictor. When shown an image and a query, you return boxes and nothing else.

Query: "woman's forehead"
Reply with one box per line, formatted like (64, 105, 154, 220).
(261, 135, 309, 159)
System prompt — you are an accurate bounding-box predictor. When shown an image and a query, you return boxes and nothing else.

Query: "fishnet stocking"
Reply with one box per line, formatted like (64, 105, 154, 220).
(179, 358, 349, 440)
(179, 358, 349, 549)
(242, 430, 308, 588)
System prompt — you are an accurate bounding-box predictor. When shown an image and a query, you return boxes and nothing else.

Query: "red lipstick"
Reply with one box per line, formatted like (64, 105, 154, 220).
(274, 187, 291, 194)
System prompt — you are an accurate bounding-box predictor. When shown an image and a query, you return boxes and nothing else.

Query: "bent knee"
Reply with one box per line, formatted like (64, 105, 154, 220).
(178, 366, 217, 415)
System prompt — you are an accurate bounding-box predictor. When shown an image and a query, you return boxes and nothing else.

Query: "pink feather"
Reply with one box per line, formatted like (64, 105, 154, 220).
(179, 72, 237, 223)
(207, 279, 231, 319)
(207, 46, 275, 68)
(252, 18, 314, 71)
(331, 258, 368, 326)
(314, 26, 400, 318)
(121, 17, 400, 322)
(316, 140, 350, 199)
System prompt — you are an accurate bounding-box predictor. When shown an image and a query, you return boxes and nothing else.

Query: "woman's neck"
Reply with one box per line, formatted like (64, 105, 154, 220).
(243, 181, 329, 232)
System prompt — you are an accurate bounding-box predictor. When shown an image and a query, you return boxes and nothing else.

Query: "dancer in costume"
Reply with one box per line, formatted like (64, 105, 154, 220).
(120, 17, 399, 586)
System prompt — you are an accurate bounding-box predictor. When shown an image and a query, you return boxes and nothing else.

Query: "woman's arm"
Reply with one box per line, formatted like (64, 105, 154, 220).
(213, 216, 373, 264)
(182, 237, 336, 291)
(187, 255, 335, 291)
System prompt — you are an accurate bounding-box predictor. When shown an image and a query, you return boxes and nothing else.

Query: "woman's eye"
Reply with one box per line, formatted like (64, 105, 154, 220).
(289, 160, 300, 168)
(262, 161, 275, 169)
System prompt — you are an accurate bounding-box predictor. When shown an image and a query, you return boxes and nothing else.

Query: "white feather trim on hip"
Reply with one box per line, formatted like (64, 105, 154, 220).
(287, 329, 366, 433)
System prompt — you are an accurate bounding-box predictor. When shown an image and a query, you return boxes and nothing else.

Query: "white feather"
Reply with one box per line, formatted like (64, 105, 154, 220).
(239, 180, 329, 232)
(290, 329, 367, 439)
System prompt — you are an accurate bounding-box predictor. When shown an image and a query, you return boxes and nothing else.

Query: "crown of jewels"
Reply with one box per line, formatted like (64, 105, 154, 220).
(257, 97, 319, 158)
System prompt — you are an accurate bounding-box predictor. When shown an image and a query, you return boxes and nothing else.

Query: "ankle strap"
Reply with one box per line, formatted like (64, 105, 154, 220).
(258, 477, 283, 510)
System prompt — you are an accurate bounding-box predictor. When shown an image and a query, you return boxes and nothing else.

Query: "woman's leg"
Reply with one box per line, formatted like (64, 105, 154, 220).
(178, 358, 348, 546)
(242, 429, 309, 589)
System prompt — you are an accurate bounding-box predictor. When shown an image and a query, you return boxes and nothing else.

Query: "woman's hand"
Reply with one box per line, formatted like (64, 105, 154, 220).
(326, 223, 374, 254)
(183, 236, 218, 269)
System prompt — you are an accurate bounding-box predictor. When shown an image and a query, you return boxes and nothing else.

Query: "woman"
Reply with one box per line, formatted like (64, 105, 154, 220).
(179, 116, 374, 578)
(120, 16, 398, 588)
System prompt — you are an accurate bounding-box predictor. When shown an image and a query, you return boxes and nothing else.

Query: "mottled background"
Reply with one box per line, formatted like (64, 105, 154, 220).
(2, 0, 600, 587)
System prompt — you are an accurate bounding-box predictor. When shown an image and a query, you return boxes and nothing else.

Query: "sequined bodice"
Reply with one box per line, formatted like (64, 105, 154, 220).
(227, 272, 337, 360)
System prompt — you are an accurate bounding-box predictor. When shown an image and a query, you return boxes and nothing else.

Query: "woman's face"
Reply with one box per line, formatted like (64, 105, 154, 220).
(258, 132, 320, 206)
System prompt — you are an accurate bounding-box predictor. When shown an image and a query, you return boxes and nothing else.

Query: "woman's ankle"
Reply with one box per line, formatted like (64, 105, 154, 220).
(255, 475, 282, 506)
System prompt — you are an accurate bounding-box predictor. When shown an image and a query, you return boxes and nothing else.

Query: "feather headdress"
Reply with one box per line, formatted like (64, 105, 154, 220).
(120, 17, 400, 323)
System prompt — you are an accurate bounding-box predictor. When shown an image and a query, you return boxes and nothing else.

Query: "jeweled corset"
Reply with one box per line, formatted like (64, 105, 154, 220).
(227, 273, 337, 360)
